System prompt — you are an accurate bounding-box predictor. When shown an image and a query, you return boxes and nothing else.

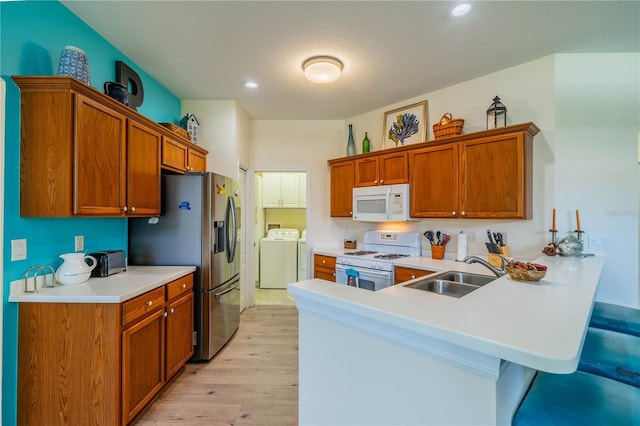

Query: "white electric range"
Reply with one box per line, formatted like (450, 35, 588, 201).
(335, 230, 421, 291)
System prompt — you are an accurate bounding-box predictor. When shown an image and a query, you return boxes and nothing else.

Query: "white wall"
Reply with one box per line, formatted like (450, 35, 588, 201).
(554, 53, 639, 305)
(181, 100, 251, 180)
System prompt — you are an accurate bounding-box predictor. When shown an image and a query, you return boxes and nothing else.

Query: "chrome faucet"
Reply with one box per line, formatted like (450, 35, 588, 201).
(463, 255, 507, 277)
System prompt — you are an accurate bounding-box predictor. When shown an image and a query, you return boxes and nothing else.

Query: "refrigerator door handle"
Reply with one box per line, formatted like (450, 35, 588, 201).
(214, 278, 240, 297)
(226, 195, 238, 263)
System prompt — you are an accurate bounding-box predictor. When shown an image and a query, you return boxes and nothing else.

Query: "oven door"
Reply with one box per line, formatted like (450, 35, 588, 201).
(335, 265, 392, 291)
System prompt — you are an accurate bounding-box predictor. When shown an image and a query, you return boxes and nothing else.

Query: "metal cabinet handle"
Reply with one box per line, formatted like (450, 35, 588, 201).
(170, 308, 175, 314)
(181, 283, 186, 289)
(380, 180, 384, 184)
(146, 300, 153, 307)
(411, 275, 416, 279)
(461, 211, 466, 216)
(452, 211, 456, 215)
(123, 206, 128, 212)
(163, 311, 168, 317)
(130, 206, 136, 212)
(374, 179, 378, 184)
(322, 260, 326, 264)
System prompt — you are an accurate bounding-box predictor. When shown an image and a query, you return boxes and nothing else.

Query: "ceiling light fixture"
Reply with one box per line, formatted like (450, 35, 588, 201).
(302, 56, 343, 84)
(451, 3, 471, 16)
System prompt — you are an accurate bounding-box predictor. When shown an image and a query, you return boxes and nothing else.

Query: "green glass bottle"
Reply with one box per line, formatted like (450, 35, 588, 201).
(362, 132, 370, 153)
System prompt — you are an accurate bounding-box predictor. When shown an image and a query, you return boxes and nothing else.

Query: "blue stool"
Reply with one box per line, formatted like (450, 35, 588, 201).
(590, 301, 640, 337)
(579, 327, 640, 388)
(513, 370, 640, 425)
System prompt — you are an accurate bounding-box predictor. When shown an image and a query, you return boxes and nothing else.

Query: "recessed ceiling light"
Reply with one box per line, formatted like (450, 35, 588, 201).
(302, 56, 343, 84)
(452, 3, 471, 16)
(244, 81, 258, 89)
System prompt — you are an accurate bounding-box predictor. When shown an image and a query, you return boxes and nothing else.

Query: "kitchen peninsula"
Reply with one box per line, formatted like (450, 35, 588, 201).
(289, 255, 604, 425)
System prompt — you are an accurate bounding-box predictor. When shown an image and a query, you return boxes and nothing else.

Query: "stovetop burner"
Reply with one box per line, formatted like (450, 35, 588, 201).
(373, 253, 410, 260)
(345, 250, 378, 256)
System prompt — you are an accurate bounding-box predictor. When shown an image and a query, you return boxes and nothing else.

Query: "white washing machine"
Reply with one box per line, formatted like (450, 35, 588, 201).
(260, 228, 299, 289)
(298, 229, 307, 281)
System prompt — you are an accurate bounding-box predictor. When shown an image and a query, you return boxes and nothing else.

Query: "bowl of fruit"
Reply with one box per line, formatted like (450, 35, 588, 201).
(505, 260, 548, 282)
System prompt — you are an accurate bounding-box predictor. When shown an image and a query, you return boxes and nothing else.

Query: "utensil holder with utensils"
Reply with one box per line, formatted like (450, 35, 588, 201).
(431, 245, 445, 260)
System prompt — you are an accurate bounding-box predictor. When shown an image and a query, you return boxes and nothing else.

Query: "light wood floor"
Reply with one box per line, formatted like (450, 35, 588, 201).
(133, 305, 299, 425)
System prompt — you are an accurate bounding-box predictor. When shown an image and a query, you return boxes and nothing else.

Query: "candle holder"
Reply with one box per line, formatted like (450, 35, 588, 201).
(575, 230, 585, 240)
(549, 229, 558, 245)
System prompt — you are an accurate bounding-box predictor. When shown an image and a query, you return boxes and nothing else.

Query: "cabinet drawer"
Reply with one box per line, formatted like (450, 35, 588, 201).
(122, 287, 165, 327)
(394, 266, 436, 284)
(166, 274, 194, 301)
(314, 254, 336, 268)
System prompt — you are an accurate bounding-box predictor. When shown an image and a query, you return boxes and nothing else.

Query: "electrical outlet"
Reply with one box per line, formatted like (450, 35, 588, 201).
(11, 239, 27, 261)
(75, 235, 84, 252)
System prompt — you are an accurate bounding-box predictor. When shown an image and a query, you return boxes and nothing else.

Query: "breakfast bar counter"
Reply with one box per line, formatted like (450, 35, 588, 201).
(289, 255, 605, 425)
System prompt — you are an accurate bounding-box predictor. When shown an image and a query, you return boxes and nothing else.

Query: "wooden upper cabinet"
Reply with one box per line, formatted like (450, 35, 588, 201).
(410, 144, 459, 218)
(127, 119, 161, 216)
(355, 152, 408, 187)
(161, 135, 207, 173)
(461, 132, 530, 218)
(329, 159, 355, 217)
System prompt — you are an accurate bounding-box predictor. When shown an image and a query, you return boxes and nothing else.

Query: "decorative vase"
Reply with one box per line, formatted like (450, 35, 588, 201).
(57, 46, 91, 85)
(362, 132, 370, 153)
(346, 124, 356, 156)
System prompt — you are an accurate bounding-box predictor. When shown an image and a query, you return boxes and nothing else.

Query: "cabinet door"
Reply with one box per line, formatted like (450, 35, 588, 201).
(461, 133, 527, 218)
(162, 136, 188, 173)
(188, 149, 206, 172)
(262, 172, 282, 207)
(354, 157, 380, 187)
(280, 172, 300, 207)
(165, 292, 194, 380)
(330, 160, 355, 217)
(127, 120, 161, 216)
(75, 94, 127, 215)
(409, 144, 459, 218)
(379, 152, 408, 185)
(314, 255, 336, 281)
(122, 308, 165, 424)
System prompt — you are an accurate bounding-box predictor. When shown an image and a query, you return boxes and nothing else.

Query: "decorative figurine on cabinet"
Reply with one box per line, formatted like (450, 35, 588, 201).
(180, 113, 200, 143)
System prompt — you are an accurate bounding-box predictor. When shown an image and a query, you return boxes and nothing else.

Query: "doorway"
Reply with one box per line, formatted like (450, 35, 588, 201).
(252, 170, 308, 305)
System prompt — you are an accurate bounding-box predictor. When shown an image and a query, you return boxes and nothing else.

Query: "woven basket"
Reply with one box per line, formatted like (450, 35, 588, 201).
(344, 240, 357, 249)
(159, 122, 190, 141)
(432, 113, 464, 139)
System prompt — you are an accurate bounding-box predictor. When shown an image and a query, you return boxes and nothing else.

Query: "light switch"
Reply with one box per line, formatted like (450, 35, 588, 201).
(11, 239, 27, 261)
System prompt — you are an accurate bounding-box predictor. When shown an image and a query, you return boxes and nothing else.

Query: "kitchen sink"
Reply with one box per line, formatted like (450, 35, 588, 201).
(429, 271, 496, 287)
(403, 270, 495, 298)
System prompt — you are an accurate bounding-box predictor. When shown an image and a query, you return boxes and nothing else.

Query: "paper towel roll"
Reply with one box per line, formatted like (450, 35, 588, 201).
(456, 232, 468, 261)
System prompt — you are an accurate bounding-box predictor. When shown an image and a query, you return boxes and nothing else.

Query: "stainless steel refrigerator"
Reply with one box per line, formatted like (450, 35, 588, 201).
(129, 172, 240, 361)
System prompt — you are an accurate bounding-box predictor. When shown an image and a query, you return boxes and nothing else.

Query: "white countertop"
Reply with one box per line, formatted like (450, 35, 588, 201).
(9, 265, 196, 303)
(291, 254, 605, 373)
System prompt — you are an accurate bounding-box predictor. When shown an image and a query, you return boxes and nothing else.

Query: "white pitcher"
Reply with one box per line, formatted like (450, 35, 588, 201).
(55, 252, 97, 285)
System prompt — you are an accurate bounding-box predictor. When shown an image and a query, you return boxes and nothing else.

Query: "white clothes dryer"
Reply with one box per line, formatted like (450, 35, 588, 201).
(259, 228, 299, 289)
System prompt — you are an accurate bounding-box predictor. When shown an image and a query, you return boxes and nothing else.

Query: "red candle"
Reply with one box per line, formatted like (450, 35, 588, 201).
(552, 208, 556, 230)
(576, 210, 581, 232)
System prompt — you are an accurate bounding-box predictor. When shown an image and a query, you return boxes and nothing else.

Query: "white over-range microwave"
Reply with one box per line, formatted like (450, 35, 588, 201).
(352, 184, 413, 222)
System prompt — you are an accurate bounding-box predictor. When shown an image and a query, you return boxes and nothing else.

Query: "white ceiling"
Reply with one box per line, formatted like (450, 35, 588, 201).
(62, 1, 639, 120)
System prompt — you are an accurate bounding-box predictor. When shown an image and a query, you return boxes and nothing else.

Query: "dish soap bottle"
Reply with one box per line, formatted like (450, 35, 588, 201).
(362, 132, 370, 153)
(346, 124, 356, 156)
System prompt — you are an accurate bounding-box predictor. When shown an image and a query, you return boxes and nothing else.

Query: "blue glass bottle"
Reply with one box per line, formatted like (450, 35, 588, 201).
(346, 124, 356, 156)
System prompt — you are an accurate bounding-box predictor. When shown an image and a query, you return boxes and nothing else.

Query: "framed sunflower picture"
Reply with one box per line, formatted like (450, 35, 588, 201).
(382, 100, 428, 149)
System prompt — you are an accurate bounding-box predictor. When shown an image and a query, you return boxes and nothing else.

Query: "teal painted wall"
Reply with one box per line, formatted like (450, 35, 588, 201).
(1, 2, 183, 423)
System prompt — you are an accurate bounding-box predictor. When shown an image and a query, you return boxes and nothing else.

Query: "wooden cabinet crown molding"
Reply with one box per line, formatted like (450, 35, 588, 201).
(12, 76, 208, 156)
(327, 122, 539, 165)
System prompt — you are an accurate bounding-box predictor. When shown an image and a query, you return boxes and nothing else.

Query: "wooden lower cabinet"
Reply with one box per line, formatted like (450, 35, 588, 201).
(394, 266, 437, 284)
(314, 254, 336, 281)
(16, 273, 194, 426)
(165, 292, 195, 379)
(122, 308, 165, 424)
